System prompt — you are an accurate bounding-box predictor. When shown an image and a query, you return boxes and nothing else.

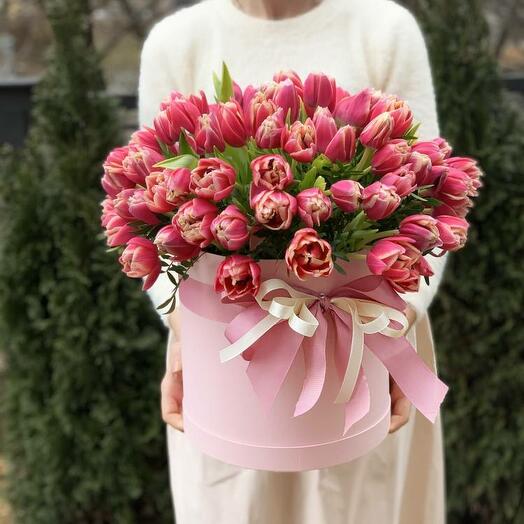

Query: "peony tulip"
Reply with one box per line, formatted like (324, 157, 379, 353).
(122, 144, 163, 185)
(432, 167, 475, 207)
(173, 198, 218, 247)
(119, 237, 161, 291)
(217, 99, 248, 147)
(411, 140, 447, 166)
(211, 205, 250, 251)
(284, 118, 317, 162)
(366, 235, 433, 293)
(324, 125, 357, 163)
(382, 99, 413, 137)
(164, 167, 191, 206)
(445, 157, 483, 192)
(244, 88, 277, 135)
(296, 187, 332, 227)
(128, 189, 161, 225)
(362, 181, 401, 220)
(303, 72, 337, 112)
(190, 158, 236, 201)
(408, 152, 434, 186)
(255, 108, 288, 149)
(250, 154, 293, 192)
(285, 228, 333, 280)
(273, 70, 304, 96)
(214, 255, 261, 300)
(194, 110, 225, 154)
(252, 190, 297, 230)
(101, 146, 135, 197)
(104, 213, 135, 247)
(164, 93, 202, 135)
(433, 138, 452, 159)
(313, 107, 337, 153)
(273, 79, 301, 122)
(330, 179, 363, 213)
(380, 164, 417, 197)
(154, 224, 200, 261)
(435, 215, 469, 252)
(130, 126, 164, 155)
(335, 88, 380, 128)
(359, 112, 394, 150)
(399, 214, 441, 251)
(371, 139, 411, 175)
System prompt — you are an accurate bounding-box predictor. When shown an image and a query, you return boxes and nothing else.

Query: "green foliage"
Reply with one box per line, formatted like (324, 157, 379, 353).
(403, 1, 524, 522)
(0, 1, 171, 522)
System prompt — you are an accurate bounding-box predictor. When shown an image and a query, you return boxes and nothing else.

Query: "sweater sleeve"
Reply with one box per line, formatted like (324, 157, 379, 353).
(380, 4, 449, 320)
(137, 19, 179, 328)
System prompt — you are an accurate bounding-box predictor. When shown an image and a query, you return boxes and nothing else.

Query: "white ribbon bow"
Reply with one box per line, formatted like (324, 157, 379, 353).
(220, 278, 409, 404)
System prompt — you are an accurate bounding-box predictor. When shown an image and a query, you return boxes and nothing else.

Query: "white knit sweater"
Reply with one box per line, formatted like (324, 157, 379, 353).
(138, 0, 448, 326)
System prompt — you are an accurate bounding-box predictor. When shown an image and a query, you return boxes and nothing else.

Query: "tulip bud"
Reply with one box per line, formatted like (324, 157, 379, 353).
(255, 108, 288, 149)
(330, 180, 363, 213)
(324, 125, 357, 163)
(362, 181, 401, 220)
(399, 214, 441, 251)
(211, 205, 250, 251)
(273, 79, 301, 122)
(371, 139, 411, 175)
(296, 187, 332, 227)
(359, 112, 394, 150)
(435, 215, 469, 251)
(194, 111, 225, 154)
(334, 88, 374, 128)
(119, 237, 161, 291)
(284, 118, 317, 163)
(154, 224, 200, 261)
(313, 107, 337, 153)
(304, 72, 337, 112)
(217, 100, 248, 147)
(381, 165, 417, 197)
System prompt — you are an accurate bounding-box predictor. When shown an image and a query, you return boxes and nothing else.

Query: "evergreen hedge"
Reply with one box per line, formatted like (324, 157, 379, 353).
(0, 1, 171, 522)
(403, 1, 524, 522)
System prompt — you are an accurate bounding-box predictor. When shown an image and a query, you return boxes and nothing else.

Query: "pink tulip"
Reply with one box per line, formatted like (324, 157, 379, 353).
(162, 93, 202, 136)
(233, 81, 244, 105)
(194, 111, 225, 154)
(324, 125, 357, 163)
(296, 187, 332, 227)
(362, 181, 401, 220)
(217, 100, 248, 147)
(285, 228, 333, 280)
(112, 188, 135, 221)
(130, 126, 164, 155)
(211, 205, 250, 251)
(153, 109, 179, 147)
(119, 237, 161, 291)
(435, 215, 469, 252)
(104, 213, 135, 247)
(250, 154, 293, 192)
(330, 179, 363, 213)
(273, 79, 301, 122)
(190, 158, 236, 201)
(128, 189, 161, 225)
(255, 108, 288, 149)
(335, 88, 380, 128)
(359, 112, 394, 150)
(434, 138, 453, 159)
(445, 157, 483, 192)
(432, 167, 475, 207)
(408, 152, 434, 186)
(122, 145, 164, 185)
(284, 118, 317, 163)
(143, 172, 176, 214)
(273, 70, 304, 96)
(244, 89, 277, 135)
(252, 190, 297, 230)
(154, 224, 200, 261)
(381, 99, 413, 137)
(100, 196, 115, 228)
(173, 198, 218, 247)
(432, 198, 472, 219)
(411, 140, 447, 166)
(380, 165, 417, 197)
(335, 86, 351, 104)
(164, 167, 191, 206)
(313, 107, 337, 153)
(101, 146, 135, 197)
(304, 72, 337, 112)
(366, 236, 433, 293)
(371, 139, 411, 175)
(399, 214, 441, 251)
(215, 255, 261, 300)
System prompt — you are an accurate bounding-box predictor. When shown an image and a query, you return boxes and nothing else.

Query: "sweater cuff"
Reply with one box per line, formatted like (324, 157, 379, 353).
(403, 252, 449, 321)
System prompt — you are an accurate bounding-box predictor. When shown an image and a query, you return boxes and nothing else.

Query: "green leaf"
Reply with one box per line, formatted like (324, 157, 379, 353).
(298, 166, 317, 191)
(219, 62, 234, 102)
(178, 130, 196, 156)
(313, 176, 326, 190)
(154, 154, 198, 170)
(213, 71, 222, 101)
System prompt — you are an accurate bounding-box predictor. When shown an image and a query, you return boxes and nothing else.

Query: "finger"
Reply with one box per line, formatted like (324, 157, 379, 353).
(164, 412, 184, 432)
(389, 397, 411, 433)
(161, 372, 184, 431)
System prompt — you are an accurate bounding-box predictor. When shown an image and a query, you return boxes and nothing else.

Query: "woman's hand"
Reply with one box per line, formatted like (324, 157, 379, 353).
(388, 304, 417, 433)
(160, 308, 184, 431)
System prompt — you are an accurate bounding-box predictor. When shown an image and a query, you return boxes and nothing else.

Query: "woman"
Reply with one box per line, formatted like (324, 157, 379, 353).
(139, 1, 448, 522)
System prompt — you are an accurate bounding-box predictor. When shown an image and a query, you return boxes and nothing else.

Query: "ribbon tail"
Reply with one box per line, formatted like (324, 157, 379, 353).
(246, 322, 304, 411)
(343, 369, 370, 436)
(333, 308, 364, 404)
(366, 333, 448, 423)
(293, 305, 328, 417)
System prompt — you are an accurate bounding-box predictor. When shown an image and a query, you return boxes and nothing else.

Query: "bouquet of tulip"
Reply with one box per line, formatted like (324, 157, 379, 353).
(100, 65, 482, 470)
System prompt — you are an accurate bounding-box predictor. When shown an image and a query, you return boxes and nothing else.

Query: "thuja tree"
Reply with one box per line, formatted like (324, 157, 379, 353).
(0, 1, 171, 522)
(401, 0, 524, 522)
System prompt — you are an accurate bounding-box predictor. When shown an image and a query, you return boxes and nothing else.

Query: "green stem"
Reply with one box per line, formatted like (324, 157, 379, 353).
(355, 147, 374, 171)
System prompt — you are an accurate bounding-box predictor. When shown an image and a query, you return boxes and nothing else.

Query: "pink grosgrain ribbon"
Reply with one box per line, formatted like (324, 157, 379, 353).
(181, 275, 449, 435)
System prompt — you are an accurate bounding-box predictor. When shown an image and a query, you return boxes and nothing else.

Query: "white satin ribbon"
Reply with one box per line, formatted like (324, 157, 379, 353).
(219, 278, 409, 404)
